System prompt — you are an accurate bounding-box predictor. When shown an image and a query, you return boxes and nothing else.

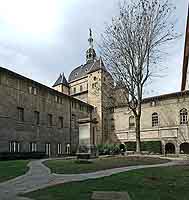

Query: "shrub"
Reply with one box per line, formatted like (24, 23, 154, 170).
(0, 152, 47, 161)
(97, 144, 121, 155)
(75, 159, 92, 164)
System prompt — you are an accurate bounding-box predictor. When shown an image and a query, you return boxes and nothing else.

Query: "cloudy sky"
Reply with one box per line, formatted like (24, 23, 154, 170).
(0, 0, 188, 96)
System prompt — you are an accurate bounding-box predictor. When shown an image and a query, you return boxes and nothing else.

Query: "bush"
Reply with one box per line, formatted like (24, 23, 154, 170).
(97, 144, 121, 155)
(0, 152, 47, 161)
(75, 159, 92, 164)
(125, 141, 162, 154)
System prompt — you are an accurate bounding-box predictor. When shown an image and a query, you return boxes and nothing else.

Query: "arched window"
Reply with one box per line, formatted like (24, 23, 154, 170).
(180, 108, 188, 125)
(129, 116, 135, 128)
(152, 112, 159, 127)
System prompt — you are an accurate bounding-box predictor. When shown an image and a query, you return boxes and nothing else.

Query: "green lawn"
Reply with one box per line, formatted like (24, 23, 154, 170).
(44, 156, 169, 174)
(25, 165, 189, 200)
(0, 160, 29, 182)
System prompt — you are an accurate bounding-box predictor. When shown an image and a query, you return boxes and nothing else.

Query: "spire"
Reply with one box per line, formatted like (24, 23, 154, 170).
(88, 28, 94, 48)
(181, 5, 189, 91)
(86, 28, 96, 63)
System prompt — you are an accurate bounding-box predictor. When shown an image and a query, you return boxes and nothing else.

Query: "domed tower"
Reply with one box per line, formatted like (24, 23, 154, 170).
(86, 29, 96, 63)
(53, 73, 70, 95)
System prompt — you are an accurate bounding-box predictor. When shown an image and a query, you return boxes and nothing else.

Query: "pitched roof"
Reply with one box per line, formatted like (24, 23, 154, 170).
(68, 58, 106, 83)
(53, 73, 69, 87)
(181, 5, 189, 91)
(142, 90, 189, 103)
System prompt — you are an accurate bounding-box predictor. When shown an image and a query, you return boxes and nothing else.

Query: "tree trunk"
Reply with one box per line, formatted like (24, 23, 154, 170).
(135, 116, 141, 153)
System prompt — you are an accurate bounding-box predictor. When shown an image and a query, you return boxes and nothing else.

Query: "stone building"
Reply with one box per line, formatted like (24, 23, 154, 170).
(0, 67, 93, 156)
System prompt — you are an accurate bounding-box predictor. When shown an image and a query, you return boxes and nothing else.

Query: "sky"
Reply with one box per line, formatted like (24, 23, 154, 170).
(0, 0, 188, 97)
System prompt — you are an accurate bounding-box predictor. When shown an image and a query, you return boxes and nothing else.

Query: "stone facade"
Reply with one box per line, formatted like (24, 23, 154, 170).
(113, 92, 189, 154)
(67, 60, 113, 144)
(0, 67, 93, 156)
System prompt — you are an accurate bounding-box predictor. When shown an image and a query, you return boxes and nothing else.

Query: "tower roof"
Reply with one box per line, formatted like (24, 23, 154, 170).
(181, 5, 189, 91)
(53, 73, 69, 87)
(68, 58, 106, 82)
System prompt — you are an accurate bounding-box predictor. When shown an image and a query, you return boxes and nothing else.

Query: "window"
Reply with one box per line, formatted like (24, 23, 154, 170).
(79, 104, 83, 111)
(129, 116, 135, 128)
(29, 142, 37, 152)
(66, 144, 70, 154)
(74, 102, 77, 109)
(45, 143, 51, 156)
(151, 101, 156, 107)
(17, 107, 24, 122)
(80, 85, 83, 92)
(72, 114, 77, 128)
(58, 117, 63, 128)
(48, 114, 53, 127)
(9, 141, 20, 152)
(34, 111, 40, 125)
(59, 98, 63, 104)
(94, 76, 97, 81)
(55, 96, 63, 104)
(55, 96, 58, 103)
(180, 108, 188, 125)
(152, 113, 159, 127)
(73, 87, 76, 94)
(92, 82, 97, 88)
(29, 86, 37, 95)
(57, 143, 62, 154)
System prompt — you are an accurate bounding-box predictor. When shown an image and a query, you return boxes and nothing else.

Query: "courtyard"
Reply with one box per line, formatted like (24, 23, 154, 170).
(25, 164, 189, 200)
(0, 156, 187, 200)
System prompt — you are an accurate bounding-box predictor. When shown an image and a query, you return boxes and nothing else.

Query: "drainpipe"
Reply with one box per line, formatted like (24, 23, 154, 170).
(69, 97, 72, 154)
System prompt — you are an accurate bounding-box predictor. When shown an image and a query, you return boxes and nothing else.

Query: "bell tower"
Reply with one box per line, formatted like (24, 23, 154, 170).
(86, 29, 96, 63)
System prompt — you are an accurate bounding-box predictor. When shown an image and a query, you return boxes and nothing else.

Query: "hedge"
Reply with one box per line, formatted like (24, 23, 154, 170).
(96, 144, 120, 155)
(125, 141, 162, 154)
(0, 152, 47, 161)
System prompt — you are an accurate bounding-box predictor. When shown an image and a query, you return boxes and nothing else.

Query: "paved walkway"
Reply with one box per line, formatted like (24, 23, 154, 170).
(0, 158, 187, 200)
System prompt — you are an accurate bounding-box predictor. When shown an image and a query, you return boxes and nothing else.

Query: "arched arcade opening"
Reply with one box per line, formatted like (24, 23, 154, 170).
(180, 142, 189, 154)
(165, 143, 175, 154)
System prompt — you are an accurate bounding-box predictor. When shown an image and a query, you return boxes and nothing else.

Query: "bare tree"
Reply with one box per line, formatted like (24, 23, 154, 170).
(100, 0, 178, 153)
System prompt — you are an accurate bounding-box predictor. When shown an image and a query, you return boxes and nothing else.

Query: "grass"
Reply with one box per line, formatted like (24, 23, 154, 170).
(25, 165, 189, 200)
(0, 160, 29, 182)
(44, 156, 169, 174)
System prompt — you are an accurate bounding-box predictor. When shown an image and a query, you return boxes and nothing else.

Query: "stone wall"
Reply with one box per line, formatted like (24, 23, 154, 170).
(0, 67, 92, 156)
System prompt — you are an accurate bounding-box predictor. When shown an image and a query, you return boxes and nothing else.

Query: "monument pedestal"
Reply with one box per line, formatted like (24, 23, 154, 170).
(77, 118, 98, 159)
